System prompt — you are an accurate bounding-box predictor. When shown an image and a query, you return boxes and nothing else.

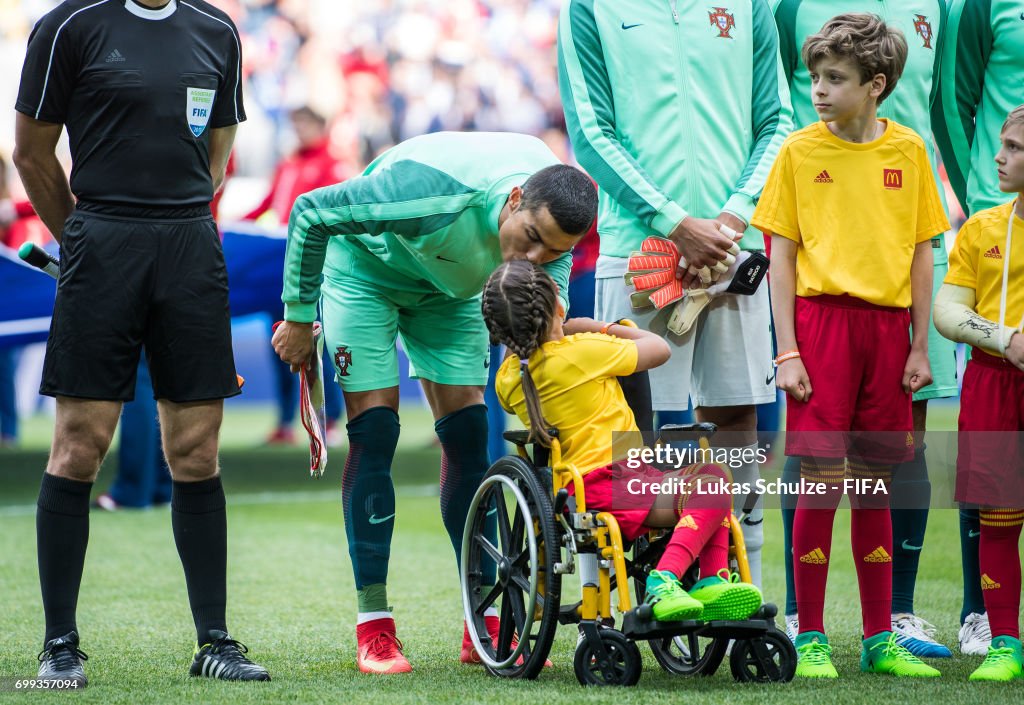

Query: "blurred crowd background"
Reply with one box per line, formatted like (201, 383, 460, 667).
(0, 0, 573, 212)
(0, 0, 590, 451)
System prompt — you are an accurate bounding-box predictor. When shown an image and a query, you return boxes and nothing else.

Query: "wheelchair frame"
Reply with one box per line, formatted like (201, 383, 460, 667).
(460, 423, 796, 686)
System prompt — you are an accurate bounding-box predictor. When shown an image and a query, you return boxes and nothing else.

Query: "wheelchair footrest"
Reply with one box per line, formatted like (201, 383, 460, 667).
(621, 609, 774, 642)
(695, 619, 773, 640)
(620, 610, 702, 641)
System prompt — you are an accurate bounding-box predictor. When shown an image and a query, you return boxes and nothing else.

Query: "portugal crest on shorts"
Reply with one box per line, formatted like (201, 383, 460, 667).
(913, 14, 933, 48)
(334, 345, 352, 377)
(186, 86, 216, 137)
(708, 7, 735, 38)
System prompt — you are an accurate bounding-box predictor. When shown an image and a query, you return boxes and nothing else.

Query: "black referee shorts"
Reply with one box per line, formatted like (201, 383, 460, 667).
(40, 207, 240, 403)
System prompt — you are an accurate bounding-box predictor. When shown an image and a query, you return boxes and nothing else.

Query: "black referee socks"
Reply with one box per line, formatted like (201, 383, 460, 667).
(171, 476, 228, 642)
(37, 473, 93, 645)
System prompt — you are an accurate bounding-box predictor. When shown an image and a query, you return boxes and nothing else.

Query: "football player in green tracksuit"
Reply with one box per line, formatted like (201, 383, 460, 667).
(933, 0, 1024, 657)
(273, 131, 597, 674)
(558, 0, 793, 590)
(774, 0, 956, 658)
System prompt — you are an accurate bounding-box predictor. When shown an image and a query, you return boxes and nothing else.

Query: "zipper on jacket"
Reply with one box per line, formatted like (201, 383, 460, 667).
(670, 6, 698, 216)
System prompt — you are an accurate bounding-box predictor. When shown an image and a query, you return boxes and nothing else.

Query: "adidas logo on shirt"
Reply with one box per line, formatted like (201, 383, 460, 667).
(813, 170, 833, 183)
(984, 245, 1003, 259)
(676, 515, 699, 531)
(863, 546, 892, 563)
(799, 548, 828, 564)
(981, 573, 1002, 590)
(105, 49, 126, 63)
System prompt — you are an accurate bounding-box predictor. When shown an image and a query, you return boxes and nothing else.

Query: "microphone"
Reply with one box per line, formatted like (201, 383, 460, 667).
(17, 242, 59, 279)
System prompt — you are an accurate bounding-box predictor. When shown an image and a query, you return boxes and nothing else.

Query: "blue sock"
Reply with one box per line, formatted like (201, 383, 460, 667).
(436, 404, 495, 584)
(960, 507, 984, 623)
(781, 454, 800, 616)
(343, 407, 400, 595)
(890, 447, 930, 614)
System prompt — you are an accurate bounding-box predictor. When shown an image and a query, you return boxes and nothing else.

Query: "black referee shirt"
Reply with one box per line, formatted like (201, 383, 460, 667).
(16, 0, 245, 207)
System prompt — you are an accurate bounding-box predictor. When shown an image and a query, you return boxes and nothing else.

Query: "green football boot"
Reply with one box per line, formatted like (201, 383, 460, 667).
(861, 631, 940, 677)
(969, 636, 1024, 682)
(643, 570, 703, 621)
(687, 569, 762, 621)
(795, 631, 839, 678)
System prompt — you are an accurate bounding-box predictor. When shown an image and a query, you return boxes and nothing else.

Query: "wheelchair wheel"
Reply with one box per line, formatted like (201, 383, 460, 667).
(461, 456, 561, 679)
(729, 630, 797, 683)
(573, 629, 642, 686)
(631, 537, 727, 677)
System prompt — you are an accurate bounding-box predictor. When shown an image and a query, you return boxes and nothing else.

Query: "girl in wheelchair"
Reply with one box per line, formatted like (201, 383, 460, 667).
(482, 260, 761, 623)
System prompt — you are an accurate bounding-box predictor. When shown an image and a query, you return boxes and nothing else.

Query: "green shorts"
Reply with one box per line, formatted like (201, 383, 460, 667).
(320, 259, 489, 393)
(914, 259, 959, 402)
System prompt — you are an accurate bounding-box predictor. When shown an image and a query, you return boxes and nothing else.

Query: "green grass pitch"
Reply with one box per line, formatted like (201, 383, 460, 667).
(0, 403, 1016, 703)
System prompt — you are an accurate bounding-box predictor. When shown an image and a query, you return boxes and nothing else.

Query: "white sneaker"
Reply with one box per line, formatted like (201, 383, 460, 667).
(891, 613, 952, 657)
(785, 614, 798, 643)
(959, 612, 992, 656)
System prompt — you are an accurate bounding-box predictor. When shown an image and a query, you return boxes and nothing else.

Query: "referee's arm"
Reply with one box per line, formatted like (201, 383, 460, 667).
(12, 113, 74, 244)
(208, 125, 237, 194)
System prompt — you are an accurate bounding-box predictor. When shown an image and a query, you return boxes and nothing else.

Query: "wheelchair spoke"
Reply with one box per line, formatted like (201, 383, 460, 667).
(684, 633, 701, 664)
(475, 583, 504, 615)
(511, 573, 532, 593)
(504, 581, 528, 632)
(497, 597, 515, 660)
(493, 486, 512, 549)
(474, 534, 504, 564)
(510, 501, 525, 552)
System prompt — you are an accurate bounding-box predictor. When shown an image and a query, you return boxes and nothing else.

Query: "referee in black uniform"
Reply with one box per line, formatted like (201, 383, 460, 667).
(14, 0, 268, 684)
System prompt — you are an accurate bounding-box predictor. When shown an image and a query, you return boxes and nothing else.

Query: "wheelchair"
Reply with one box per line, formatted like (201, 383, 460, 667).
(460, 422, 797, 687)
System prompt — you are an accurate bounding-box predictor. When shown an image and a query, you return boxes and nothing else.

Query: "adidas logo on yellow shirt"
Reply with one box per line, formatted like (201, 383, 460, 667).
(813, 169, 833, 183)
(981, 574, 1002, 590)
(863, 546, 892, 563)
(800, 548, 828, 565)
(676, 515, 699, 531)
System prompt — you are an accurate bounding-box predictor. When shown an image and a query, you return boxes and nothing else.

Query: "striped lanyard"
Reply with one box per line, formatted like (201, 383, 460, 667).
(998, 200, 1023, 352)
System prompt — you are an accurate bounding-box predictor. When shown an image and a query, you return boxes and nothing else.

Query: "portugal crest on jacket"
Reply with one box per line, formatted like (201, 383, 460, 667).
(913, 14, 933, 49)
(708, 7, 735, 38)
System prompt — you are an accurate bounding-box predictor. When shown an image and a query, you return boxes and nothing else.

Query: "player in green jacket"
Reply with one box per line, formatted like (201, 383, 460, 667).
(558, 0, 793, 588)
(273, 131, 597, 674)
(774, 0, 955, 658)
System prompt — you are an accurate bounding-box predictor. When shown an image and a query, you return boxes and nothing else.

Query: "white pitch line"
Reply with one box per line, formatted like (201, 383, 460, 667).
(0, 483, 440, 518)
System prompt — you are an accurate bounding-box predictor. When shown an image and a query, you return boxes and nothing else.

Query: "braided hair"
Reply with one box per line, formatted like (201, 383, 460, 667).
(481, 260, 559, 446)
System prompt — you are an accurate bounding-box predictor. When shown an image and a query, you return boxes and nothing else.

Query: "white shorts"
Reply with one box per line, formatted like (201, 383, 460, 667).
(595, 255, 775, 411)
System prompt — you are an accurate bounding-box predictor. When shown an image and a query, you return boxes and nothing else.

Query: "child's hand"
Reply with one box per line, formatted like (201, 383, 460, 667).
(902, 348, 933, 393)
(777, 358, 812, 402)
(1005, 332, 1024, 372)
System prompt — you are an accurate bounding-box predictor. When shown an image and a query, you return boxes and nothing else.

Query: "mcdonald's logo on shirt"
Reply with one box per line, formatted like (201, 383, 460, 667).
(883, 168, 903, 190)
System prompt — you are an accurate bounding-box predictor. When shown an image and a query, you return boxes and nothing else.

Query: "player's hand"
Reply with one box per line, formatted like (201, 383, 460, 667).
(777, 358, 812, 402)
(668, 216, 741, 288)
(1005, 332, 1024, 372)
(562, 317, 603, 335)
(901, 348, 933, 394)
(272, 320, 315, 373)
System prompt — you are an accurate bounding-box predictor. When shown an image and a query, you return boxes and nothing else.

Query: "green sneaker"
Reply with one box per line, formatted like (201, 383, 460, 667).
(644, 570, 703, 621)
(861, 631, 941, 677)
(969, 636, 1024, 682)
(687, 569, 762, 621)
(795, 631, 839, 679)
